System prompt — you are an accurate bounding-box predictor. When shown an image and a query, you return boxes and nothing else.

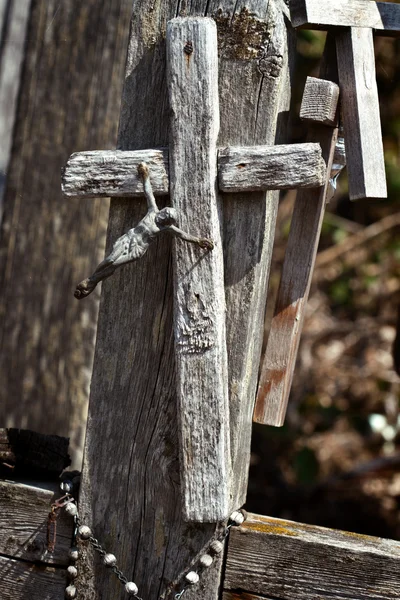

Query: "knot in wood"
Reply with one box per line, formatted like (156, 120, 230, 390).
(258, 53, 283, 78)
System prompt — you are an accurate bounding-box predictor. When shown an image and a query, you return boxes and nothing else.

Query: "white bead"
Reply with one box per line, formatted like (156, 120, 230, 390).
(65, 585, 77, 599)
(67, 566, 78, 579)
(60, 480, 73, 493)
(65, 502, 78, 517)
(185, 571, 199, 585)
(229, 510, 245, 525)
(78, 525, 92, 539)
(69, 547, 79, 561)
(125, 581, 139, 596)
(209, 540, 223, 555)
(103, 553, 117, 567)
(199, 553, 213, 568)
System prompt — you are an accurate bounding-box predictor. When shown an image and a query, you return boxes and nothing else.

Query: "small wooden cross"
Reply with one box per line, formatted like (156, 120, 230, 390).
(290, 0, 400, 200)
(64, 18, 326, 523)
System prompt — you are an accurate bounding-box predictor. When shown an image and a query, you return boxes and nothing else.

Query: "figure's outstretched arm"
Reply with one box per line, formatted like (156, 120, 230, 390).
(138, 162, 158, 212)
(168, 225, 214, 250)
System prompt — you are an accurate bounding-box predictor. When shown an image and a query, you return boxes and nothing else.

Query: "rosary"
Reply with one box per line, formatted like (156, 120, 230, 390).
(48, 479, 246, 600)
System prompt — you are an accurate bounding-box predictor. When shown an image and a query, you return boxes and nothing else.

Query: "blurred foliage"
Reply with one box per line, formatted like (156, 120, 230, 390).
(248, 27, 400, 540)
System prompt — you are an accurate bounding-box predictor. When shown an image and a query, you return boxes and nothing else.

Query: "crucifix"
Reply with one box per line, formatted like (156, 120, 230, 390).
(62, 2, 372, 598)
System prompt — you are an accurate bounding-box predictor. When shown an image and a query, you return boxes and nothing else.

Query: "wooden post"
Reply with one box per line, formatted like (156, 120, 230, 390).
(77, 1, 293, 598)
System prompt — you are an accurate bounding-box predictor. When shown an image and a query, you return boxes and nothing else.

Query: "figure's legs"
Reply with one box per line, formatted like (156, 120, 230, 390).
(74, 261, 118, 299)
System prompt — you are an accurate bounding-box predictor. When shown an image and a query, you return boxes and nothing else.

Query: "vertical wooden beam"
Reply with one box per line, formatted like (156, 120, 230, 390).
(78, 2, 292, 599)
(336, 27, 386, 199)
(167, 18, 230, 522)
(254, 48, 338, 427)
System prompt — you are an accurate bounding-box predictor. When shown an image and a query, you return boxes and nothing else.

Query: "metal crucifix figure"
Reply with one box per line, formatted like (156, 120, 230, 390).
(74, 162, 213, 299)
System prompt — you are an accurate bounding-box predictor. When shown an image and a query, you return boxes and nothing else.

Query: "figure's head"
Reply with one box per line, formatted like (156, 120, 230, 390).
(155, 207, 178, 227)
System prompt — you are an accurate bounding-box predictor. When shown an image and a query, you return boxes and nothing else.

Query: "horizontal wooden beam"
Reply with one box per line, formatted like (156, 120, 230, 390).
(62, 144, 326, 198)
(224, 513, 400, 600)
(218, 143, 326, 192)
(290, 0, 400, 35)
(0, 555, 67, 600)
(299, 77, 339, 126)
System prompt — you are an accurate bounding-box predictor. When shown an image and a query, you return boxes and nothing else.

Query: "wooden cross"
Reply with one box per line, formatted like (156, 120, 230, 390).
(64, 19, 326, 524)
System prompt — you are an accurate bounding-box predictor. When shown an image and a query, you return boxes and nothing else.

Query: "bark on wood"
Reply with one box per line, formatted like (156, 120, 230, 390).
(63, 143, 325, 198)
(0, 479, 73, 565)
(299, 77, 339, 126)
(254, 41, 338, 427)
(0, 0, 31, 209)
(336, 27, 387, 199)
(0, 428, 70, 478)
(218, 143, 326, 192)
(0, 555, 67, 600)
(223, 513, 400, 600)
(78, 1, 292, 599)
(290, 0, 400, 35)
(167, 18, 230, 522)
(62, 149, 169, 198)
(0, 0, 134, 468)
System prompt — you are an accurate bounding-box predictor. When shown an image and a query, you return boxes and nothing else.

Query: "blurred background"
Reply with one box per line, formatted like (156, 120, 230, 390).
(0, 1, 399, 540)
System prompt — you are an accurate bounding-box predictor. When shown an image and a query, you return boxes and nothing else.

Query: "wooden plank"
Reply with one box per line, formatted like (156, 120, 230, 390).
(167, 18, 230, 522)
(0, 479, 73, 565)
(62, 149, 169, 197)
(299, 77, 339, 126)
(0, 428, 70, 478)
(290, 0, 400, 35)
(336, 27, 386, 200)
(224, 513, 400, 600)
(254, 41, 338, 427)
(0, 0, 134, 470)
(78, 2, 292, 599)
(218, 143, 326, 192)
(62, 143, 325, 198)
(0, 555, 67, 600)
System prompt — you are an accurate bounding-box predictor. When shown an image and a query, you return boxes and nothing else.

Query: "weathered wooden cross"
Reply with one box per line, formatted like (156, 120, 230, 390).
(64, 18, 326, 524)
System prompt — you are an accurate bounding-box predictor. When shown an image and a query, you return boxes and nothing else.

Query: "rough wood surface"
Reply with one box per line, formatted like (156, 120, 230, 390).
(223, 513, 400, 600)
(0, 0, 31, 208)
(78, 1, 292, 599)
(0, 0, 134, 469)
(0, 479, 73, 565)
(0, 428, 70, 478)
(218, 143, 325, 192)
(254, 40, 338, 427)
(62, 149, 169, 197)
(299, 76, 339, 126)
(0, 555, 67, 600)
(336, 27, 387, 200)
(167, 18, 230, 522)
(290, 0, 400, 35)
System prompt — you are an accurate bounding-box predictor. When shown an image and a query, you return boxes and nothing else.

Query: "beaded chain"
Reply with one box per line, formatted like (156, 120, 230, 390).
(52, 481, 246, 600)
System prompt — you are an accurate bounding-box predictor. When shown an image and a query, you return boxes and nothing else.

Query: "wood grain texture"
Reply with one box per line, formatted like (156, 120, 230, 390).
(0, 0, 31, 208)
(0, 480, 73, 565)
(290, 0, 400, 35)
(0, 555, 67, 600)
(223, 513, 400, 600)
(62, 149, 169, 197)
(78, 1, 292, 599)
(167, 18, 230, 522)
(254, 40, 338, 427)
(0, 0, 134, 469)
(336, 27, 386, 200)
(299, 76, 339, 126)
(218, 143, 326, 192)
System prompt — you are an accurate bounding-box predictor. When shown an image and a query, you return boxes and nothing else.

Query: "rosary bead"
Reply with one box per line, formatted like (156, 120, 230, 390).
(185, 571, 199, 585)
(103, 553, 117, 567)
(69, 547, 79, 561)
(65, 502, 78, 517)
(125, 581, 139, 596)
(199, 553, 213, 568)
(67, 566, 78, 579)
(60, 480, 73, 494)
(209, 540, 223, 555)
(78, 525, 92, 540)
(65, 585, 77, 599)
(229, 510, 245, 526)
